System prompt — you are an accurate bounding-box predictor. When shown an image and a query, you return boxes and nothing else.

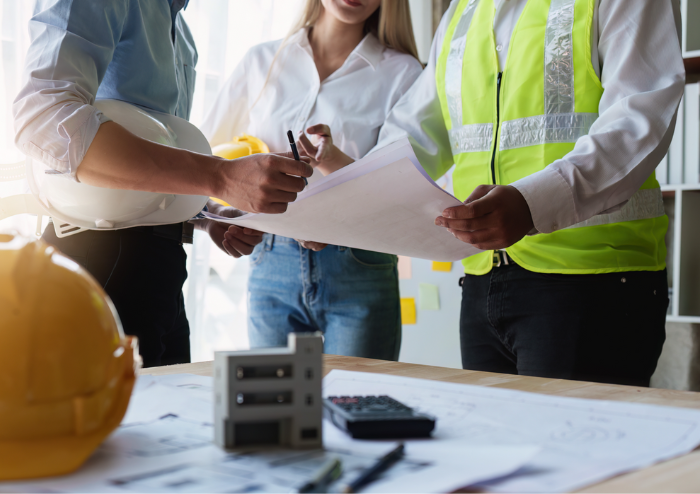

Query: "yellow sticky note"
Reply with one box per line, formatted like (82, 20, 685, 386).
(432, 261, 453, 272)
(400, 298, 416, 325)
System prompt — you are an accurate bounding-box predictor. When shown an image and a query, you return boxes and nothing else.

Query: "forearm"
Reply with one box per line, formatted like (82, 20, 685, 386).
(77, 121, 224, 197)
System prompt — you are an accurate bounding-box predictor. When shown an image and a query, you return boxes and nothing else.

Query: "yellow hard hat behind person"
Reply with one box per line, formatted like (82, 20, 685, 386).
(210, 135, 270, 207)
(0, 234, 140, 480)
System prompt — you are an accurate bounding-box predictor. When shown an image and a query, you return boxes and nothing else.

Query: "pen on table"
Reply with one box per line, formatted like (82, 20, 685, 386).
(343, 443, 405, 493)
(296, 457, 343, 493)
(287, 129, 308, 185)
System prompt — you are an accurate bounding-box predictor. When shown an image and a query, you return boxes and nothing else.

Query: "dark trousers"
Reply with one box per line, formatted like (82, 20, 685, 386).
(460, 262, 668, 386)
(42, 225, 191, 368)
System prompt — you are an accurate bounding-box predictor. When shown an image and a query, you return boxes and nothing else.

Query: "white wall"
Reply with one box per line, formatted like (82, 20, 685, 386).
(398, 258, 463, 369)
(408, 0, 433, 64)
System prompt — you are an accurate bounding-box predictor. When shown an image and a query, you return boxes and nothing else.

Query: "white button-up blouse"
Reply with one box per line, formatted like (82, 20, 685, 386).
(199, 28, 423, 167)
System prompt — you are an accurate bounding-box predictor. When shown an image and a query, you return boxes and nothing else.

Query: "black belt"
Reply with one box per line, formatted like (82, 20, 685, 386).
(492, 250, 514, 268)
(459, 250, 516, 286)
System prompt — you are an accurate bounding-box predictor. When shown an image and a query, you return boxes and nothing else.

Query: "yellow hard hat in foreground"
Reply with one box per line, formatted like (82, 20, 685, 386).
(210, 134, 270, 207)
(0, 234, 140, 480)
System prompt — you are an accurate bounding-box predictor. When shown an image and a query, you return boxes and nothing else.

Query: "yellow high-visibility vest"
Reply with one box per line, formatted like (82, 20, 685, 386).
(436, 0, 667, 275)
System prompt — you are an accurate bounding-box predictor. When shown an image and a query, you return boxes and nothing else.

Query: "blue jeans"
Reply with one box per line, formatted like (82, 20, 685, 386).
(248, 234, 401, 360)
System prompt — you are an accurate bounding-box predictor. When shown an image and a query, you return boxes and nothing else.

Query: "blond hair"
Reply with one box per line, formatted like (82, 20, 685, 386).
(250, 0, 419, 110)
(291, 0, 420, 60)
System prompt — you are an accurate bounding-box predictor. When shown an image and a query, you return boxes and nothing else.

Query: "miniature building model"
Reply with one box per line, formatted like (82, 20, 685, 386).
(214, 332, 323, 449)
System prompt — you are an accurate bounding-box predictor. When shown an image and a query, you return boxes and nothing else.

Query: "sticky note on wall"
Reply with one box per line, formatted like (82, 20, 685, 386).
(400, 298, 416, 325)
(419, 283, 440, 311)
(398, 256, 412, 279)
(432, 261, 452, 272)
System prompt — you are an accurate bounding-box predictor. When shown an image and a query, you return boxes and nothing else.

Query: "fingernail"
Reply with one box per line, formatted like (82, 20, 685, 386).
(443, 210, 452, 218)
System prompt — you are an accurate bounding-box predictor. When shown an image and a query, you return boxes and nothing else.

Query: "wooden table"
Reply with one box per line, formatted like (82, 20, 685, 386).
(142, 355, 700, 493)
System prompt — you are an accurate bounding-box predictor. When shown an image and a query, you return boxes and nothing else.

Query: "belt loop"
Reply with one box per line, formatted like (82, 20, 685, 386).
(265, 234, 275, 251)
(181, 221, 194, 244)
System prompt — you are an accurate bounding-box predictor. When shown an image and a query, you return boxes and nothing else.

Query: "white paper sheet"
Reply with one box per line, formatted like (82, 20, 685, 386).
(323, 370, 700, 493)
(0, 374, 536, 493)
(204, 139, 481, 261)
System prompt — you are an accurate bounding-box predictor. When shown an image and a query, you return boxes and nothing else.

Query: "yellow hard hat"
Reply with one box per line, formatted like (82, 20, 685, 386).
(0, 234, 140, 480)
(210, 135, 270, 207)
(212, 134, 270, 160)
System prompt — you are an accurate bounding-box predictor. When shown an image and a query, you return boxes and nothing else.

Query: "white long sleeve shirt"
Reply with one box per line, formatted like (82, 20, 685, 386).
(200, 29, 423, 167)
(375, 0, 685, 234)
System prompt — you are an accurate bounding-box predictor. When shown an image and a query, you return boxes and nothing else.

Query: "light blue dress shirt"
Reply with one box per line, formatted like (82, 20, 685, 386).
(13, 0, 198, 179)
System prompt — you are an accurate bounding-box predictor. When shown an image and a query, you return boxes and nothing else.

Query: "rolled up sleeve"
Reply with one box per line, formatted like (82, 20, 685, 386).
(511, 0, 685, 234)
(13, 0, 127, 180)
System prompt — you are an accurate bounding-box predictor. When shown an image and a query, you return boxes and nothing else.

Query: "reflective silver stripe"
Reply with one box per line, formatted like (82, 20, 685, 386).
(500, 113, 598, 150)
(498, 0, 586, 151)
(445, 0, 481, 130)
(449, 123, 494, 154)
(545, 0, 576, 115)
(565, 188, 665, 230)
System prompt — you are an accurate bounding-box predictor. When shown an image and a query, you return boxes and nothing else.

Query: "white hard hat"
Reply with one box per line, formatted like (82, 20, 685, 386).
(25, 99, 209, 234)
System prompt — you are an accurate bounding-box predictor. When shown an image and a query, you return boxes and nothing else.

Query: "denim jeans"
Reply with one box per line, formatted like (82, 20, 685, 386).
(460, 262, 668, 386)
(248, 234, 401, 360)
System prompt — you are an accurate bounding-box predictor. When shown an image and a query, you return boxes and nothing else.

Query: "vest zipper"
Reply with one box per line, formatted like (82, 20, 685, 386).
(490, 72, 503, 185)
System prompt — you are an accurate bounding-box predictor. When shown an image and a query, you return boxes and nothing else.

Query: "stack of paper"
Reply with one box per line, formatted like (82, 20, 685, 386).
(204, 139, 481, 262)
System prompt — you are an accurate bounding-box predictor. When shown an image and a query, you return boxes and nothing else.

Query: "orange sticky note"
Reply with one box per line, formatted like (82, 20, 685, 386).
(400, 298, 416, 325)
(432, 261, 452, 272)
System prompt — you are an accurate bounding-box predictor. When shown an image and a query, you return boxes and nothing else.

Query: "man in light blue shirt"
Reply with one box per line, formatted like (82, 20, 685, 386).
(13, 0, 312, 367)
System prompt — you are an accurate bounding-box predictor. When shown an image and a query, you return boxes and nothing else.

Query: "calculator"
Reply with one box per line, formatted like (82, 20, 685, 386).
(323, 395, 436, 439)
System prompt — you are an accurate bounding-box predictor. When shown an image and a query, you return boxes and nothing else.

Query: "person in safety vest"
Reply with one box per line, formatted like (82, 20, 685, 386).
(308, 0, 686, 386)
(13, 0, 312, 368)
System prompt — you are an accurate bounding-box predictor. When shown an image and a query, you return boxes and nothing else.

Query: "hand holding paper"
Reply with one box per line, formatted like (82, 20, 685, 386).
(202, 204, 264, 257)
(436, 184, 535, 251)
(202, 139, 483, 262)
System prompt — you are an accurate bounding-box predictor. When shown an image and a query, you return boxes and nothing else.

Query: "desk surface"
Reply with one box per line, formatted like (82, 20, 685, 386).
(142, 356, 700, 493)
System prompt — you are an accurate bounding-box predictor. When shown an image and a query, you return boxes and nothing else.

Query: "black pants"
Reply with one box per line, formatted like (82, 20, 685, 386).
(42, 225, 190, 368)
(460, 262, 668, 386)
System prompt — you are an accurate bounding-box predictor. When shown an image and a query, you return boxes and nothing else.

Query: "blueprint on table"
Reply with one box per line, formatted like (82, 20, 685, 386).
(323, 370, 700, 493)
(0, 374, 536, 493)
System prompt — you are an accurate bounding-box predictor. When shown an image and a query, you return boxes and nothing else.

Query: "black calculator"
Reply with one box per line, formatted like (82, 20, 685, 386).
(323, 395, 436, 439)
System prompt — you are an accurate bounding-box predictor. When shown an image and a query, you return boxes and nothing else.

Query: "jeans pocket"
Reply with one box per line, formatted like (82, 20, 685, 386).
(347, 248, 397, 269)
(249, 237, 267, 266)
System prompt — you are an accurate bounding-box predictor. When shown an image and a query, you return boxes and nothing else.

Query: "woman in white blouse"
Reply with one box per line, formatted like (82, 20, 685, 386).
(200, 0, 422, 360)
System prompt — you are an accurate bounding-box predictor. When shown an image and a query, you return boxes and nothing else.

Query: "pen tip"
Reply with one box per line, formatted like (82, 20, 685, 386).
(287, 130, 294, 143)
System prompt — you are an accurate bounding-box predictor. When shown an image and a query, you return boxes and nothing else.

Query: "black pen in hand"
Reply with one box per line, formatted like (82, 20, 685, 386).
(287, 130, 308, 186)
